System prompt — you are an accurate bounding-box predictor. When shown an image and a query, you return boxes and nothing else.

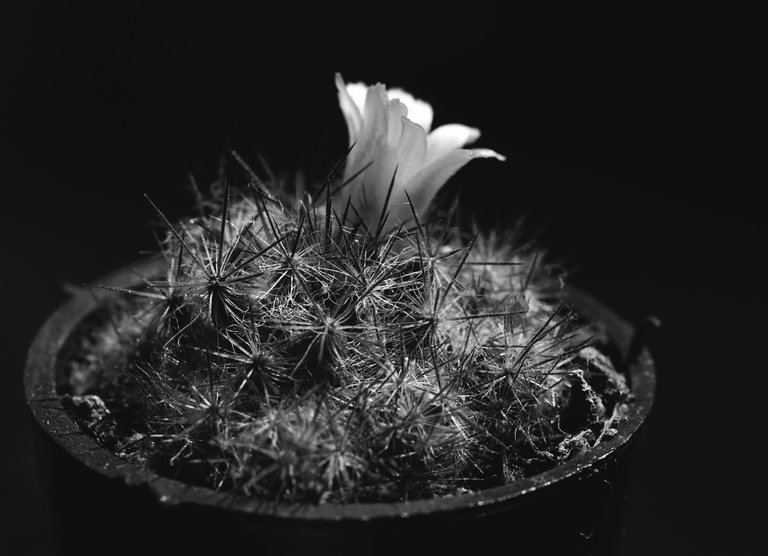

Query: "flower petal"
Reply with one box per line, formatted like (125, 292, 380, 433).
(337, 81, 392, 224)
(394, 116, 427, 185)
(367, 116, 427, 225)
(335, 73, 363, 145)
(387, 87, 434, 132)
(345, 82, 368, 115)
(345, 82, 388, 176)
(399, 148, 506, 220)
(386, 99, 408, 149)
(426, 124, 482, 165)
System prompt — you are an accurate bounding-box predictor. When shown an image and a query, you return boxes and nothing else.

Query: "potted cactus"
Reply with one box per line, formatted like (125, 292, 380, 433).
(25, 73, 655, 555)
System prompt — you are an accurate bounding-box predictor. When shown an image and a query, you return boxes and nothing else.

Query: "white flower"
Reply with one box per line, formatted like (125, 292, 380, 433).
(334, 72, 505, 229)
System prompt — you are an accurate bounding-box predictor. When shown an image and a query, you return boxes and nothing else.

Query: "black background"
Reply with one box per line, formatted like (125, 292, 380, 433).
(1, 2, 760, 554)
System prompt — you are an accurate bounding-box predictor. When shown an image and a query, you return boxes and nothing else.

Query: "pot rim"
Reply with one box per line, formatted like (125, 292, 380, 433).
(24, 256, 655, 522)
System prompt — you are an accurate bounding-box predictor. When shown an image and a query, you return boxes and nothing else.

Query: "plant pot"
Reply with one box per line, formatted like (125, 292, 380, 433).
(24, 257, 655, 556)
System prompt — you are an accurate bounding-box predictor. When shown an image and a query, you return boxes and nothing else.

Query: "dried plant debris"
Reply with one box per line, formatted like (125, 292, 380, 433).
(61, 172, 631, 504)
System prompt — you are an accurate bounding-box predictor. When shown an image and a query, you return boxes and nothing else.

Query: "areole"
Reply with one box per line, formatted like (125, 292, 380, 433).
(24, 257, 656, 555)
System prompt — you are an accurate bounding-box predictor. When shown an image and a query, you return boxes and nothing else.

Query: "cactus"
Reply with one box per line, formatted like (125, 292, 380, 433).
(61, 75, 631, 504)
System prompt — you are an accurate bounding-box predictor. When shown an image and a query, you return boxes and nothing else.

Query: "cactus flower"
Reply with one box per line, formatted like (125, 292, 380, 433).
(335, 72, 505, 228)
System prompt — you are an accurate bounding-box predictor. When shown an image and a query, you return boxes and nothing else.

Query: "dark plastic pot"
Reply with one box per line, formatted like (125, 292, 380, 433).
(24, 258, 655, 556)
